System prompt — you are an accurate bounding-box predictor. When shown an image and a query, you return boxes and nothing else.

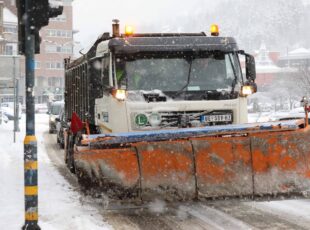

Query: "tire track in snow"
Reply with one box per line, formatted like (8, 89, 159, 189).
(179, 203, 254, 230)
(209, 200, 307, 230)
(245, 199, 310, 229)
(44, 133, 143, 229)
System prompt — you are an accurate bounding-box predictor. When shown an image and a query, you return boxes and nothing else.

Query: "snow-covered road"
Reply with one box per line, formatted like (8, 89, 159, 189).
(0, 114, 111, 230)
(1, 114, 310, 229)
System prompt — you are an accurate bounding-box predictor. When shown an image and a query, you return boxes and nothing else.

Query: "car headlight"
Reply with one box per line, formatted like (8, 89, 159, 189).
(50, 116, 56, 122)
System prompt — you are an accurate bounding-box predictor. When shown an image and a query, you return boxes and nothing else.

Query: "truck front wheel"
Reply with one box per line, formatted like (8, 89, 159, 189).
(66, 134, 76, 174)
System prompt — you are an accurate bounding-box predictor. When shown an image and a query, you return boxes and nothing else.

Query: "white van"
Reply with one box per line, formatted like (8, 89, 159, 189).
(48, 101, 64, 133)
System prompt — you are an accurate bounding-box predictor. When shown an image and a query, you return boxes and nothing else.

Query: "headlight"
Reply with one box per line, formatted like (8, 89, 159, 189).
(112, 89, 126, 101)
(50, 116, 56, 122)
(115, 89, 126, 100)
(241, 85, 254, 96)
(148, 112, 161, 127)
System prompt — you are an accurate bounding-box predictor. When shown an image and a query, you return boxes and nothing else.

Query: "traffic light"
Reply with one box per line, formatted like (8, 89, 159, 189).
(16, 0, 63, 54)
(16, 0, 25, 55)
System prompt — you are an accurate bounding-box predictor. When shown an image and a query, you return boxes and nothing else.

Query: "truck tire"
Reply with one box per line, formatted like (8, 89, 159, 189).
(60, 140, 65, 149)
(66, 134, 76, 174)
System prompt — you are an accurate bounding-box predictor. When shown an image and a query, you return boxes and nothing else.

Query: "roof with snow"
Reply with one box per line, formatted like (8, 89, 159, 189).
(288, 48, 310, 57)
(277, 47, 310, 67)
(256, 43, 281, 73)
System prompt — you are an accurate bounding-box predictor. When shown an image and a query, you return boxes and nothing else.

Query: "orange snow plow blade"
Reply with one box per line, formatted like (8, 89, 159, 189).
(74, 119, 310, 200)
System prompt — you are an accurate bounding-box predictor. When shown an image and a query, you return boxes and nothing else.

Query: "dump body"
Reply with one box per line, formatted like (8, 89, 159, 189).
(74, 119, 310, 200)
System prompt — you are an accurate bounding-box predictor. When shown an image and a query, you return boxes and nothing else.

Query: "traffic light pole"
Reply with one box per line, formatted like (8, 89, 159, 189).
(22, 0, 40, 229)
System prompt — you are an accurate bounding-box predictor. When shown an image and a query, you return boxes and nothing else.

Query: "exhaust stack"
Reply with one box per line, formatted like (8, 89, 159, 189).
(112, 19, 120, 37)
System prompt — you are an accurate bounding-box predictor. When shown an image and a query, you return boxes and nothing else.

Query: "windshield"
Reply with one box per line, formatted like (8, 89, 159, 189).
(50, 104, 63, 115)
(115, 52, 242, 92)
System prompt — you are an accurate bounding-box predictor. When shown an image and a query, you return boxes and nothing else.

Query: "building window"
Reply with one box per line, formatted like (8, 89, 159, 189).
(48, 77, 63, 87)
(45, 44, 72, 54)
(56, 46, 62, 52)
(46, 62, 64, 70)
(4, 26, 17, 34)
(35, 76, 48, 88)
(61, 45, 72, 54)
(35, 61, 41, 69)
(45, 44, 57, 53)
(49, 13, 67, 22)
(4, 45, 13, 55)
(46, 29, 72, 38)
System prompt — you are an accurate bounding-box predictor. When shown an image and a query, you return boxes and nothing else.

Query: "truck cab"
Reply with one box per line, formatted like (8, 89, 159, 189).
(65, 23, 256, 134)
(94, 32, 255, 133)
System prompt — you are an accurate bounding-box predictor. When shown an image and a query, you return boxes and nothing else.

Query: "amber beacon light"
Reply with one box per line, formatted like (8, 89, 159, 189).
(210, 24, 219, 36)
(125, 25, 134, 36)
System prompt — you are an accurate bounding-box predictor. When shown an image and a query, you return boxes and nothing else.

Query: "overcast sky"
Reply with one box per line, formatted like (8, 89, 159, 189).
(72, 0, 216, 48)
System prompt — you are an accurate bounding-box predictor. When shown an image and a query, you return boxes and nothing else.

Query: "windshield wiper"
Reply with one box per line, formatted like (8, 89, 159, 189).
(172, 59, 193, 98)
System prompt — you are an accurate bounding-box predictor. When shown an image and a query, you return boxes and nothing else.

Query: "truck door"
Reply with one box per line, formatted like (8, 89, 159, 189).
(95, 54, 112, 133)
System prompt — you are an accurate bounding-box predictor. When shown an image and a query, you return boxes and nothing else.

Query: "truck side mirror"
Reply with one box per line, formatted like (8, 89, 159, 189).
(245, 54, 256, 81)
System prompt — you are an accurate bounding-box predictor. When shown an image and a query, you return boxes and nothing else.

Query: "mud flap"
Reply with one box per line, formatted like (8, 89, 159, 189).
(252, 131, 310, 195)
(192, 137, 253, 198)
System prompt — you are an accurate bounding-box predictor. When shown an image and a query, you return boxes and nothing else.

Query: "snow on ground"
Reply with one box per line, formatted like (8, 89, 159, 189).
(247, 110, 301, 123)
(247, 200, 310, 229)
(179, 204, 253, 230)
(0, 114, 112, 230)
(0, 111, 307, 229)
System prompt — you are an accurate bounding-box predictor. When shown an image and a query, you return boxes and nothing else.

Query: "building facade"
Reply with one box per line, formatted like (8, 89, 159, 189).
(1, 0, 74, 104)
(0, 1, 21, 103)
(34, 0, 74, 103)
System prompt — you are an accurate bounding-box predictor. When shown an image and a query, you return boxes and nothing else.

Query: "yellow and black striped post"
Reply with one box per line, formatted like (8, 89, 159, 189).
(23, 136, 39, 229)
(22, 0, 40, 228)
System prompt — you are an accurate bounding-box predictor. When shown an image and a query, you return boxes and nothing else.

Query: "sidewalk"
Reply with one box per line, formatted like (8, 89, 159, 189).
(0, 114, 111, 230)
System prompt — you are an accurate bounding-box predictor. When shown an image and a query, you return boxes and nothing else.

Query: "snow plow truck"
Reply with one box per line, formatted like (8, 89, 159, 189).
(63, 20, 310, 200)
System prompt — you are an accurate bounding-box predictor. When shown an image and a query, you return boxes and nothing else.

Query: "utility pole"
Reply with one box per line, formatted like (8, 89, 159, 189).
(16, 0, 63, 229)
(13, 55, 20, 143)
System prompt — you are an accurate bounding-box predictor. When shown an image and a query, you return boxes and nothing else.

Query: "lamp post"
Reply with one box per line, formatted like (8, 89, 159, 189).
(16, 1, 63, 228)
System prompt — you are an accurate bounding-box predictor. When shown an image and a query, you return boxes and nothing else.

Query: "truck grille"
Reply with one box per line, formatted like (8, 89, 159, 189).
(158, 111, 203, 125)
(139, 110, 233, 128)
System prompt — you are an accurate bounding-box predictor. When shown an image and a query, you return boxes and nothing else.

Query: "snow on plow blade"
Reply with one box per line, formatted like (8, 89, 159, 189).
(74, 119, 310, 200)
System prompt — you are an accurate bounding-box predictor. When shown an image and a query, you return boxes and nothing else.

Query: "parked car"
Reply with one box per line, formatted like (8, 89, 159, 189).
(48, 101, 64, 133)
(270, 107, 310, 123)
(0, 102, 22, 120)
(56, 108, 68, 148)
(35, 103, 48, 113)
(0, 107, 2, 124)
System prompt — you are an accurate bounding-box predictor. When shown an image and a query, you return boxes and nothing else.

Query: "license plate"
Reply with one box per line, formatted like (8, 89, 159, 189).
(202, 114, 232, 122)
